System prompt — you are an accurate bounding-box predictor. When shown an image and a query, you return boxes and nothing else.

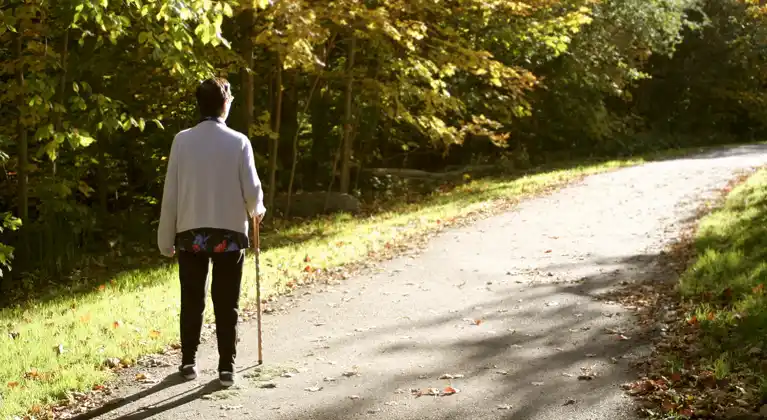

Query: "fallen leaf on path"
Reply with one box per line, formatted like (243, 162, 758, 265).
(258, 382, 277, 389)
(384, 401, 398, 406)
(531, 382, 544, 386)
(323, 377, 336, 382)
(411, 387, 460, 397)
(545, 301, 559, 307)
(497, 404, 513, 410)
(343, 371, 359, 377)
(577, 375, 594, 381)
(545, 250, 552, 254)
(281, 372, 295, 378)
(439, 374, 465, 380)
(564, 398, 577, 406)
(442, 386, 459, 395)
(304, 386, 323, 392)
(220, 404, 243, 411)
(349, 395, 361, 400)
(135, 373, 157, 383)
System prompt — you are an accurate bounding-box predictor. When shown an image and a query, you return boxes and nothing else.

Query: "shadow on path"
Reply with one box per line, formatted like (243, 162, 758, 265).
(71, 375, 220, 420)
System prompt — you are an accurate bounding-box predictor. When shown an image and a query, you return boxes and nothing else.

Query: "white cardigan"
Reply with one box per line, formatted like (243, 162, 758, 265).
(157, 120, 267, 255)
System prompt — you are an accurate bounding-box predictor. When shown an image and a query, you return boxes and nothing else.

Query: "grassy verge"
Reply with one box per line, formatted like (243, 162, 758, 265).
(678, 169, 767, 401)
(0, 146, 748, 418)
(622, 167, 767, 419)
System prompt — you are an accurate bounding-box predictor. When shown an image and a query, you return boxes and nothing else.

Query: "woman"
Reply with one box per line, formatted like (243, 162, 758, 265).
(157, 77, 266, 387)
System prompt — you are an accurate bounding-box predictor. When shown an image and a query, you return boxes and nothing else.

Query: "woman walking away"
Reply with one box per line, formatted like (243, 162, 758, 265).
(157, 77, 267, 387)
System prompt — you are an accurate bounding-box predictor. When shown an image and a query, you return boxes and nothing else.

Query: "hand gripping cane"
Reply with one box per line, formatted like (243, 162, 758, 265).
(254, 216, 263, 365)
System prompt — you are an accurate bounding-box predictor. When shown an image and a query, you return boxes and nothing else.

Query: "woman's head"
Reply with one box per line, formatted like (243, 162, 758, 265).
(196, 77, 233, 120)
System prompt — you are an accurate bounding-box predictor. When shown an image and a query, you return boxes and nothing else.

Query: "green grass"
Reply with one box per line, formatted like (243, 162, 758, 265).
(0, 145, 750, 418)
(678, 168, 767, 398)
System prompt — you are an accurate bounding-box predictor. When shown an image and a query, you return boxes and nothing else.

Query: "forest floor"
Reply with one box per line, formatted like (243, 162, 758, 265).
(24, 143, 767, 420)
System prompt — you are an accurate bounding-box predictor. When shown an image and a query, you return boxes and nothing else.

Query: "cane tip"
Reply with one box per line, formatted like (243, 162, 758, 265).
(258, 359, 263, 365)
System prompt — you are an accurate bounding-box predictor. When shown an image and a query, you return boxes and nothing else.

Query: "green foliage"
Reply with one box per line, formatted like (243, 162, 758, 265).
(677, 168, 767, 407)
(0, 0, 764, 301)
(0, 212, 22, 275)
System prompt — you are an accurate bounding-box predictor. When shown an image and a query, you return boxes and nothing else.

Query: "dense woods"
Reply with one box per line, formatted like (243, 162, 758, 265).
(1, 0, 766, 293)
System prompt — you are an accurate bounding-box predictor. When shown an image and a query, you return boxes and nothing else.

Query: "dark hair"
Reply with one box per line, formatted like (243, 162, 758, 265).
(196, 77, 231, 118)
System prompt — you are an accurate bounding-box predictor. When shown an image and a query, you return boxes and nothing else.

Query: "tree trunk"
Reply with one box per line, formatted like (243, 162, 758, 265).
(53, 29, 69, 176)
(354, 56, 381, 191)
(325, 138, 343, 211)
(15, 26, 28, 261)
(97, 135, 109, 216)
(339, 36, 356, 194)
(266, 56, 283, 214)
(286, 73, 322, 217)
(286, 34, 335, 217)
(309, 83, 331, 182)
(240, 8, 255, 137)
(279, 71, 299, 175)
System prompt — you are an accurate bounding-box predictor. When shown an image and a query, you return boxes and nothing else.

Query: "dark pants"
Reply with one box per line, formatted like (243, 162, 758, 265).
(178, 250, 244, 372)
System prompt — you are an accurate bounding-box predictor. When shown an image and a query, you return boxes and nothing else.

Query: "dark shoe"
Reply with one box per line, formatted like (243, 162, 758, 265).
(178, 364, 198, 380)
(219, 371, 235, 387)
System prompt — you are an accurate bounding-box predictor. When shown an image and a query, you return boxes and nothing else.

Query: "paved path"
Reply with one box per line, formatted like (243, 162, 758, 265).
(79, 145, 767, 420)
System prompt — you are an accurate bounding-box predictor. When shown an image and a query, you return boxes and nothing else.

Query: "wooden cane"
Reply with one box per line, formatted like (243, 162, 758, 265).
(254, 216, 263, 365)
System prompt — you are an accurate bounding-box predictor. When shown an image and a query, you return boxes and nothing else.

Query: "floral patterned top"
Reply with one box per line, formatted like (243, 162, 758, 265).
(175, 228, 250, 253)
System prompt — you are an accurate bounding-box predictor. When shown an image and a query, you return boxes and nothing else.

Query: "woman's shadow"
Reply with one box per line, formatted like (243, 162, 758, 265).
(70, 373, 222, 420)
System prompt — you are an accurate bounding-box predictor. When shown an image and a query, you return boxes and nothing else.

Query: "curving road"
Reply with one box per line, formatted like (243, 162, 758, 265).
(74, 144, 767, 420)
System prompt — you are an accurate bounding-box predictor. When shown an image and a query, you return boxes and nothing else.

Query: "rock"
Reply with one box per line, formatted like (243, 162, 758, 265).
(272, 192, 361, 218)
(104, 357, 121, 368)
